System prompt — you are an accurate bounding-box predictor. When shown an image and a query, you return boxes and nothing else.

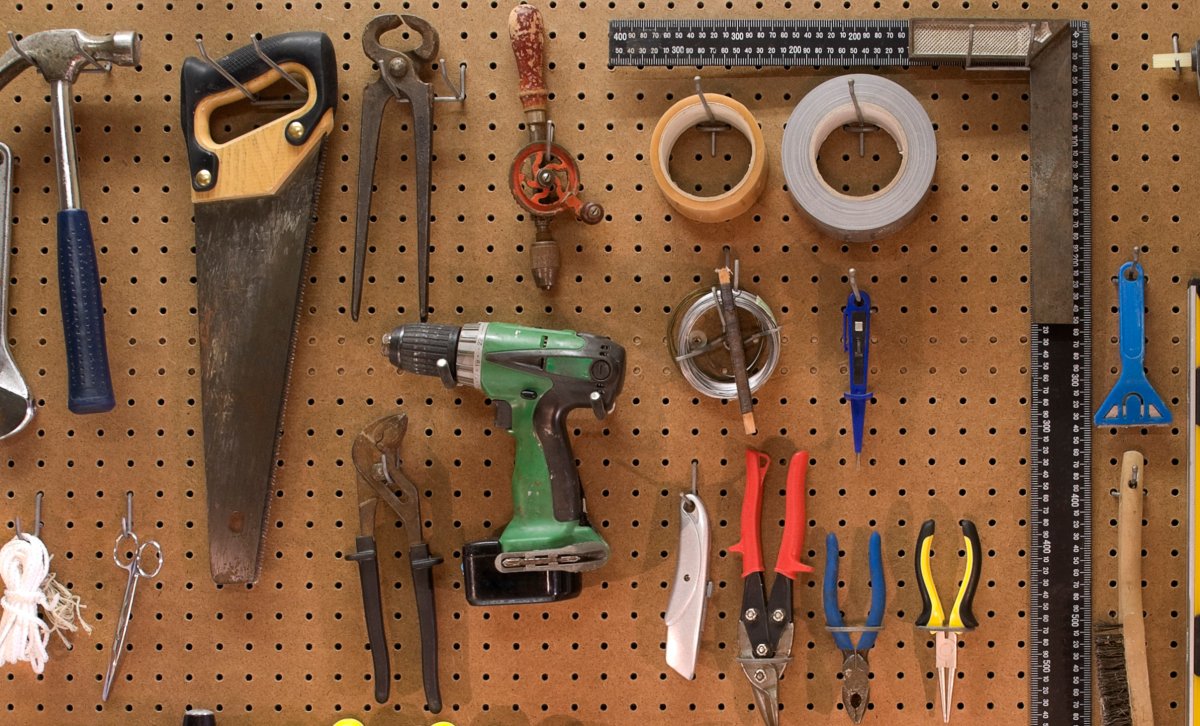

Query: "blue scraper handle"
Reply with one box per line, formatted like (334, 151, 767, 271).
(1093, 259, 1171, 426)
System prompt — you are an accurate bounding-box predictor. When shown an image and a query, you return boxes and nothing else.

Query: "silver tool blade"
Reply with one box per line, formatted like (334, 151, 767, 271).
(197, 144, 326, 585)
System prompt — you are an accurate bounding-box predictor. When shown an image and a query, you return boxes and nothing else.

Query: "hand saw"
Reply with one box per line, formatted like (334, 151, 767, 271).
(181, 32, 337, 585)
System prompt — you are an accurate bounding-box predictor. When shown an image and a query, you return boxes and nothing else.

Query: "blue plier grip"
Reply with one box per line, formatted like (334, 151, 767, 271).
(823, 531, 886, 652)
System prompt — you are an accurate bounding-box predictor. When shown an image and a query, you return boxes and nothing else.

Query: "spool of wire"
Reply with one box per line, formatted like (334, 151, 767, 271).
(669, 276, 781, 400)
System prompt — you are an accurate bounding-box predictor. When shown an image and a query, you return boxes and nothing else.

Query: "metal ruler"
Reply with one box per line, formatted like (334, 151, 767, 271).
(610, 18, 1094, 724)
(608, 19, 910, 66)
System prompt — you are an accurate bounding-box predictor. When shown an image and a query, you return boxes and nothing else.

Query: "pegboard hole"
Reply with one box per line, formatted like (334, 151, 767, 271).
(815, 124, 902, 197)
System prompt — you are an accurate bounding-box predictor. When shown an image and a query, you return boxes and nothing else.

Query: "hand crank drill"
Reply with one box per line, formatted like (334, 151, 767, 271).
(0, 29, 140, 413)
(508, 5, 602, 291)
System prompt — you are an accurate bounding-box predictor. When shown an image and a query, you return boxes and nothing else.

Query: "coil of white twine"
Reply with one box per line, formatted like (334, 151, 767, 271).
(0, 533, 91, 674)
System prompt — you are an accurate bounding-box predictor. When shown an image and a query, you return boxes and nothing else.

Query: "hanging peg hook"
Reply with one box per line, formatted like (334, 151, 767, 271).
(1173, 33, 1183, 74)
(693, 76, 730, 158)
(32, 491, 43, 539)
(195, 37, 260, 103)
(123, 491, 135, 535)
(250, 35, 309, 97)
(849, 268, 863, 305)
(433, 58, 468, 103)
(842, 79, 879, 158)
(5, 32, 35, 67)
(543, 119, 557, 164)
(690, 459, 699, 495)
(71, 34, 113, 74)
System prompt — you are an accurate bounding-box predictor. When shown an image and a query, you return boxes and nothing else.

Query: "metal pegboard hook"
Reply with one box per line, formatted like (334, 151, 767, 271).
(5, 32, 35, 66)
(250, 35, 309, 97)
(1172, 33, 1183, 73)
(195, 36, 260, 104)
(433, 59, 467, 103)
(72, 33, 113, 74)
(693, 76, 729, 158)
(842, 78, 878, 158)
(13, 491, 43, 540)
(542, 119, 557, 164)
(849, 268, 863, 304)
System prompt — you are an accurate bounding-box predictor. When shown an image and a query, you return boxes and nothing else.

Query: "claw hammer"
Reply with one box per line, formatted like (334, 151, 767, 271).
(0, 29, 140, 413)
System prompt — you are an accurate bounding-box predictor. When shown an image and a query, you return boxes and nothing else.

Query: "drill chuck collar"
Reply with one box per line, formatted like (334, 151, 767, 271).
(383, 322, 486, 389)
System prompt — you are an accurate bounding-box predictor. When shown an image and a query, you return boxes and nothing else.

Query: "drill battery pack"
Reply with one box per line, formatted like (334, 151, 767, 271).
(462, 540, 582, 606)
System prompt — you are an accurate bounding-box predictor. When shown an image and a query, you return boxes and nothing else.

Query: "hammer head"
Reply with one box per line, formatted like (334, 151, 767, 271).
(3, 29, 139, 86)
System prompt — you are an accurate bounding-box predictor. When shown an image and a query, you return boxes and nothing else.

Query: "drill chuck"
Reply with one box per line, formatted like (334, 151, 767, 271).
(382, 322, 486, 389)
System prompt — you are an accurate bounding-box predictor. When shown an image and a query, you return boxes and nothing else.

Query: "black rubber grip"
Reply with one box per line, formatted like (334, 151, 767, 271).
(957, 518, 983, 630)
(347, 535, 390, 704)
(385, 323, 461, 378)
(409, 541, 444, 713)
(914, 519, 936, 628)
(57, 209, 115, 414)
(181, 32, 337, 190)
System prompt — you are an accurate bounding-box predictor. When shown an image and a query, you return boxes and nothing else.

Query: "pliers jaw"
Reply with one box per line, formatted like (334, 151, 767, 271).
(363, 14, 440, 70)
(840, 651, 871, 723)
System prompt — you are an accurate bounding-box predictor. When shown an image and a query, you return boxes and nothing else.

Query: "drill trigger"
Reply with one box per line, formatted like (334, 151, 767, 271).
(494, 400, 514, 430)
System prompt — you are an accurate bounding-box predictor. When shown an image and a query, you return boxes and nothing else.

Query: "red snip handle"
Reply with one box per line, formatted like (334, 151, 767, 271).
(730, 449, 770, 578)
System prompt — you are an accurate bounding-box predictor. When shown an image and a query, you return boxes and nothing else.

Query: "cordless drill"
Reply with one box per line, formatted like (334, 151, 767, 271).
(382, 322, 626, 605)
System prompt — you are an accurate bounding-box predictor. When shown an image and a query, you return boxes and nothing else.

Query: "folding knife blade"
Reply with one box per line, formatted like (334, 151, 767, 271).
(665, 491, 712, 679)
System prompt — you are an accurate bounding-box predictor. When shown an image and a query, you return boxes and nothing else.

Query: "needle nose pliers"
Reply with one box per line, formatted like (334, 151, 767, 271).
(824, 530, 887, 723)
(914, 519, 983, 723)
(732, 449, 813, 726)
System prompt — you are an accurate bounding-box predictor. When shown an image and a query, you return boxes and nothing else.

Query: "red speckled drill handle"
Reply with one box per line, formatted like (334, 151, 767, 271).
(509, 4, 549, 113)
(730, 448, 771, 578)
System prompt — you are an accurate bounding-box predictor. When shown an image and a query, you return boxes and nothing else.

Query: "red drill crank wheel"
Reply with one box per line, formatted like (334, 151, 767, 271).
(510, 142, 585, 217)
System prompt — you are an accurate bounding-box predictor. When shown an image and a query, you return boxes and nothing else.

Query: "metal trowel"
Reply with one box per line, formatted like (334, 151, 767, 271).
(0, 142, 35, 440)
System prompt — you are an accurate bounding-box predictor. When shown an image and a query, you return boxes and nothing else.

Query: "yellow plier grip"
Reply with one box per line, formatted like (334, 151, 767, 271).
(914, 519, 982, 630)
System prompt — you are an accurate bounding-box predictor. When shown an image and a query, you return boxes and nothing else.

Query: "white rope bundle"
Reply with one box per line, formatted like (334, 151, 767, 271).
(0, 533, 91, 674)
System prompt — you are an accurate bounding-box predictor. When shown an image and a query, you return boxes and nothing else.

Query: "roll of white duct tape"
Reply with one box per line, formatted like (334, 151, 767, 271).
(781, 74, 936, 242)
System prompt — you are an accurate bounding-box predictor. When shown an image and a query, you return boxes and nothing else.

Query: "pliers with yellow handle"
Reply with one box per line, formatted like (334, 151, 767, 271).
(914, 519, 983, 723)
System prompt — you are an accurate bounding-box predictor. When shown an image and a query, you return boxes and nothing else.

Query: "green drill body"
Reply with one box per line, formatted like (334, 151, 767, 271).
(476, 323, 610, 555)
(383, 321, 626, 582)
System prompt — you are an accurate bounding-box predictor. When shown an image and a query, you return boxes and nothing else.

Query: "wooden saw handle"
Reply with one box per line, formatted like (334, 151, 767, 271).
(509, 4, 549, 113)
(1118, 450, 1154, 725)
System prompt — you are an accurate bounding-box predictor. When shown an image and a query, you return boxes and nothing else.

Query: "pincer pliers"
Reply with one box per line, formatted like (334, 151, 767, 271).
(732, 449, 812, 726)
(824, 530, 886, 723)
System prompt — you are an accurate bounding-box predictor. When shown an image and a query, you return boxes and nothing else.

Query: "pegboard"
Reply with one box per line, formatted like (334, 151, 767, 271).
(0, 1, 1194, 724)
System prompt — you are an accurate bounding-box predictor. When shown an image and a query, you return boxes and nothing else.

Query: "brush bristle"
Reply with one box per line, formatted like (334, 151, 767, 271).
(1095, 624, 1133, 726)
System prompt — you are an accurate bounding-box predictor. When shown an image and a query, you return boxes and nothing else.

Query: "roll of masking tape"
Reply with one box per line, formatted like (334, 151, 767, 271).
(650, 93, 768, 223)
(781, 74, 936, 242)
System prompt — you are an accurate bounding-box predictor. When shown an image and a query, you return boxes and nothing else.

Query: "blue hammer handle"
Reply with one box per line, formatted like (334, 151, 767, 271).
(58, 209, 115, 414)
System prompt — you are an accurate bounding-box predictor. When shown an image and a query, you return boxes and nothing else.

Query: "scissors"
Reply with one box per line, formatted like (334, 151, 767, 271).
(101, 491, 162, 702)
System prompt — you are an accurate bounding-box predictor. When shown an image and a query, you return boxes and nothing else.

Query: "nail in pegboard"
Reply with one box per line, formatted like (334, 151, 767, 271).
(0, 1, 1194, 724)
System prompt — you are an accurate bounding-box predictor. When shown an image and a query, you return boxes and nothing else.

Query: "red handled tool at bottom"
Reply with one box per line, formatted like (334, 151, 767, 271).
(731, 449, 813, 726)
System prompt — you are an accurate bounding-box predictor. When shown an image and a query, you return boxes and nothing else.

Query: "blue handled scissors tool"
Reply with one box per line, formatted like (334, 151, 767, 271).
(824, 530, 886, 723)
(102, 491, 162, 702)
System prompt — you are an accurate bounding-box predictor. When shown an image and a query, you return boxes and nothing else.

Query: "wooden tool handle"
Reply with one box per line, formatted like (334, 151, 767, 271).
(509, 4, 549, 113)
(1118, 450, 1154, 726)
(717, 266, 755, 435)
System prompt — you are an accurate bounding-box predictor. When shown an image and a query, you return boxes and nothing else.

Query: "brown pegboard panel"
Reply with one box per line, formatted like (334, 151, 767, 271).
(0, 2, 1194, 725)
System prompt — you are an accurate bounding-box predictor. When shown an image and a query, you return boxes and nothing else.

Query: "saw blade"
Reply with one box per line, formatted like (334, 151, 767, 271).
(196, 143, 327, 585)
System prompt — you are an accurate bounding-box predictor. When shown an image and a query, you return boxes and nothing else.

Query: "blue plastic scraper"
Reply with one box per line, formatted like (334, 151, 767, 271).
(1094, 255, 1172, 427)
